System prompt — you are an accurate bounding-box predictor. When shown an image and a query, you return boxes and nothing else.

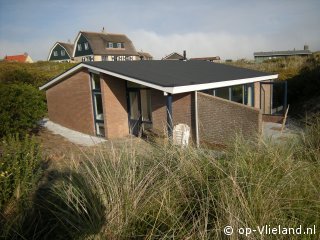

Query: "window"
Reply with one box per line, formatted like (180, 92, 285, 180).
(140, 89, 152, 122)
(117, 56, 125, 61)
(90, 73, 105, 137)
(102, 56, 107, 61)
(84, 42, 89, 50)
(78, 44, 82, 51)
(108, 42, 113, 48)
(126, 56, 133, 61)
(117, 43, 121, 48)
(215, 87, 229, 100)
(61, 50, 65, 56)
(92, 73, 101, 90)
(231, 85, 243, 103)
(53, 51, 58, 56)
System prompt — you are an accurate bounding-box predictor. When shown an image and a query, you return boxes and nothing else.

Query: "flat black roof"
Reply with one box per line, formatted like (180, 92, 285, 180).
(85, 60, 274, 87)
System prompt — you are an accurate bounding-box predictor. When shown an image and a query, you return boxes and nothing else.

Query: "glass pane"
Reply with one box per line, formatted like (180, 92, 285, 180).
(231, 85, 243, 103)
(96, 123, 105, 137)
(247, 85, 253, 107)
(94, 94, 104, 120)
(215, 87, 229, 100)
(140, 89, 152, 122)
(129, 92, 140, 120)
(92, 73, 101, 90)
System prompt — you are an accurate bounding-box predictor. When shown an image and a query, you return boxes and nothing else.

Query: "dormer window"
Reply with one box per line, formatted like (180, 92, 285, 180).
(108, 42, 113, 48)
(53, 51, 58, 56)
(78, 44, 82, 51)
(84, 42, 89, 50)
(117, 43, 121, 48)
(61, 50, 65, 56)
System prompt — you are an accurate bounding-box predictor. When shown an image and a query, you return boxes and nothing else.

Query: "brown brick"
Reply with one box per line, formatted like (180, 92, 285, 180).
(198, 92, 262, 144)
(101, 74, 129, 138)
(46, 69, 95, 135)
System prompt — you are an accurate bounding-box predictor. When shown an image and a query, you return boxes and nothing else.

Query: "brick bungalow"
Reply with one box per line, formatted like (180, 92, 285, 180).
(40, 60, 283, 144)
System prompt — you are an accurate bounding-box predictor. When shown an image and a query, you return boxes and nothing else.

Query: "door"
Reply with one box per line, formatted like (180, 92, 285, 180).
(128, 90, 142, 136)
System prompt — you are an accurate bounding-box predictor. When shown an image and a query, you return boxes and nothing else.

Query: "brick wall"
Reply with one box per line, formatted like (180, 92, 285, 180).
(198, 92, 262, 144)
(101, 74, 129, 138)
(151, 90, 195, 137)
(46, 69, 95, 135)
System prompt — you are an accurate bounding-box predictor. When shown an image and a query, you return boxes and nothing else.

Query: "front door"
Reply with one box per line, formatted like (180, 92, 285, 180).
(128, 89, 142, 136)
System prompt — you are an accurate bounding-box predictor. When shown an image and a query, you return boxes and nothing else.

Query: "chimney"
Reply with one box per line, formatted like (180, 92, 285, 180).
(102, 27, 105, 33)
(304, 45, 309, 51)
(183, 50, 186, 60)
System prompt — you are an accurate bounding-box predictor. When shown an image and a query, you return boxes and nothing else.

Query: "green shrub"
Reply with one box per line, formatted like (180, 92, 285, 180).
(0, 83, 46, 137)
(0, 61, 76, 87)
(0, 134, 43, 211)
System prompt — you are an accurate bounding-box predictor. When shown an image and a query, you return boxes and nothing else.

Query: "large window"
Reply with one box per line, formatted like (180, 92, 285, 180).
(53, 51, 58, 56)
(140, 89, 152, 122)
(90, 73, 105, 137)
(215, 87, 229, 100)
(61, 50, 65, 56)
(77, 44, 82, 51)
(204, 83, 255, 107)
(231, 85, 243, 103)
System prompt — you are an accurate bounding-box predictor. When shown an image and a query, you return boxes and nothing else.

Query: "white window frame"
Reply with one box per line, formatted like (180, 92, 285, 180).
(53, 51, 58, 56)
(117, 43, 121, 48)
(78, 44, 82, 51)
(61, 50, 65, 56)
(108, 42, 113, 48)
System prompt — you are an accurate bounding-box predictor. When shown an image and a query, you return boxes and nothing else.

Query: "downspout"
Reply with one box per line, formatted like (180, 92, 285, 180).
(195, 91, 199, 148)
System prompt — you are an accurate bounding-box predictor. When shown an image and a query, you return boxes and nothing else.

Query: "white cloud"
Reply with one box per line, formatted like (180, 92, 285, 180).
(129, 30, 320, 60)
(130, 30, 270, 60)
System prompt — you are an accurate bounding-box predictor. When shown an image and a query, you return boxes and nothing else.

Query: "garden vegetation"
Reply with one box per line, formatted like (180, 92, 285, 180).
(0, 114, 319, 239)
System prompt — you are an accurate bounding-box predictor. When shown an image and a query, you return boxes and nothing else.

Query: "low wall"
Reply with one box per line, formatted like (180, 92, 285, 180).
(197, 92, 262, 144)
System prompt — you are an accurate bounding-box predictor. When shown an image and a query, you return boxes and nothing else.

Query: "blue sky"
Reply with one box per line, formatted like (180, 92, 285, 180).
(0, 0, 319, 60)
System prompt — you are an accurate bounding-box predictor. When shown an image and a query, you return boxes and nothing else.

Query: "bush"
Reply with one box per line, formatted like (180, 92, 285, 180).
(0, 83, 46, 137)
(0, 134, 43, 211)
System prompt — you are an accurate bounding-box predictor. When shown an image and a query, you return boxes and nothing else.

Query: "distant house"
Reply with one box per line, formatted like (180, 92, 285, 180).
(254, 45, 312, 63)
(190, 56, 221, 63)
(4, 53, 33, 63)
(138, 51, 153, 60)
(48, 42, 74, 62)
(48, 30, 153, 63)
(162, 52, 186, 60)
(72, 31, 143, 62)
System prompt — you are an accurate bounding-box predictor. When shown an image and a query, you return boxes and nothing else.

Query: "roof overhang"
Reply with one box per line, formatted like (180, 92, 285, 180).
(39, 63, 278, 94)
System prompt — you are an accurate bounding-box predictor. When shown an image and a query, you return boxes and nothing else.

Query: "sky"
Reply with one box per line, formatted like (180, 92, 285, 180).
(0, 0, 319, 61)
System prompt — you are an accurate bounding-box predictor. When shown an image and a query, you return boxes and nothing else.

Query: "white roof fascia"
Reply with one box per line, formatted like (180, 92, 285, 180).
(171, 74, 278, 94)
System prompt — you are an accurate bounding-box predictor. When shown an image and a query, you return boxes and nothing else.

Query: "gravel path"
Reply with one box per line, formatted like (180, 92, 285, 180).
(40, 119, 107, 146)
(262, 121, 300, 142)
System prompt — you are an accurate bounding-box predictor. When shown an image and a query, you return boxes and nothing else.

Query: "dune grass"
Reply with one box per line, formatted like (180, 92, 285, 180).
(2, 115, 320, 239)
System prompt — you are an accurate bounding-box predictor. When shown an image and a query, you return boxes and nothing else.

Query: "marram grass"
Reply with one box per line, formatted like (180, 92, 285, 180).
(2, 115, 320, 239)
